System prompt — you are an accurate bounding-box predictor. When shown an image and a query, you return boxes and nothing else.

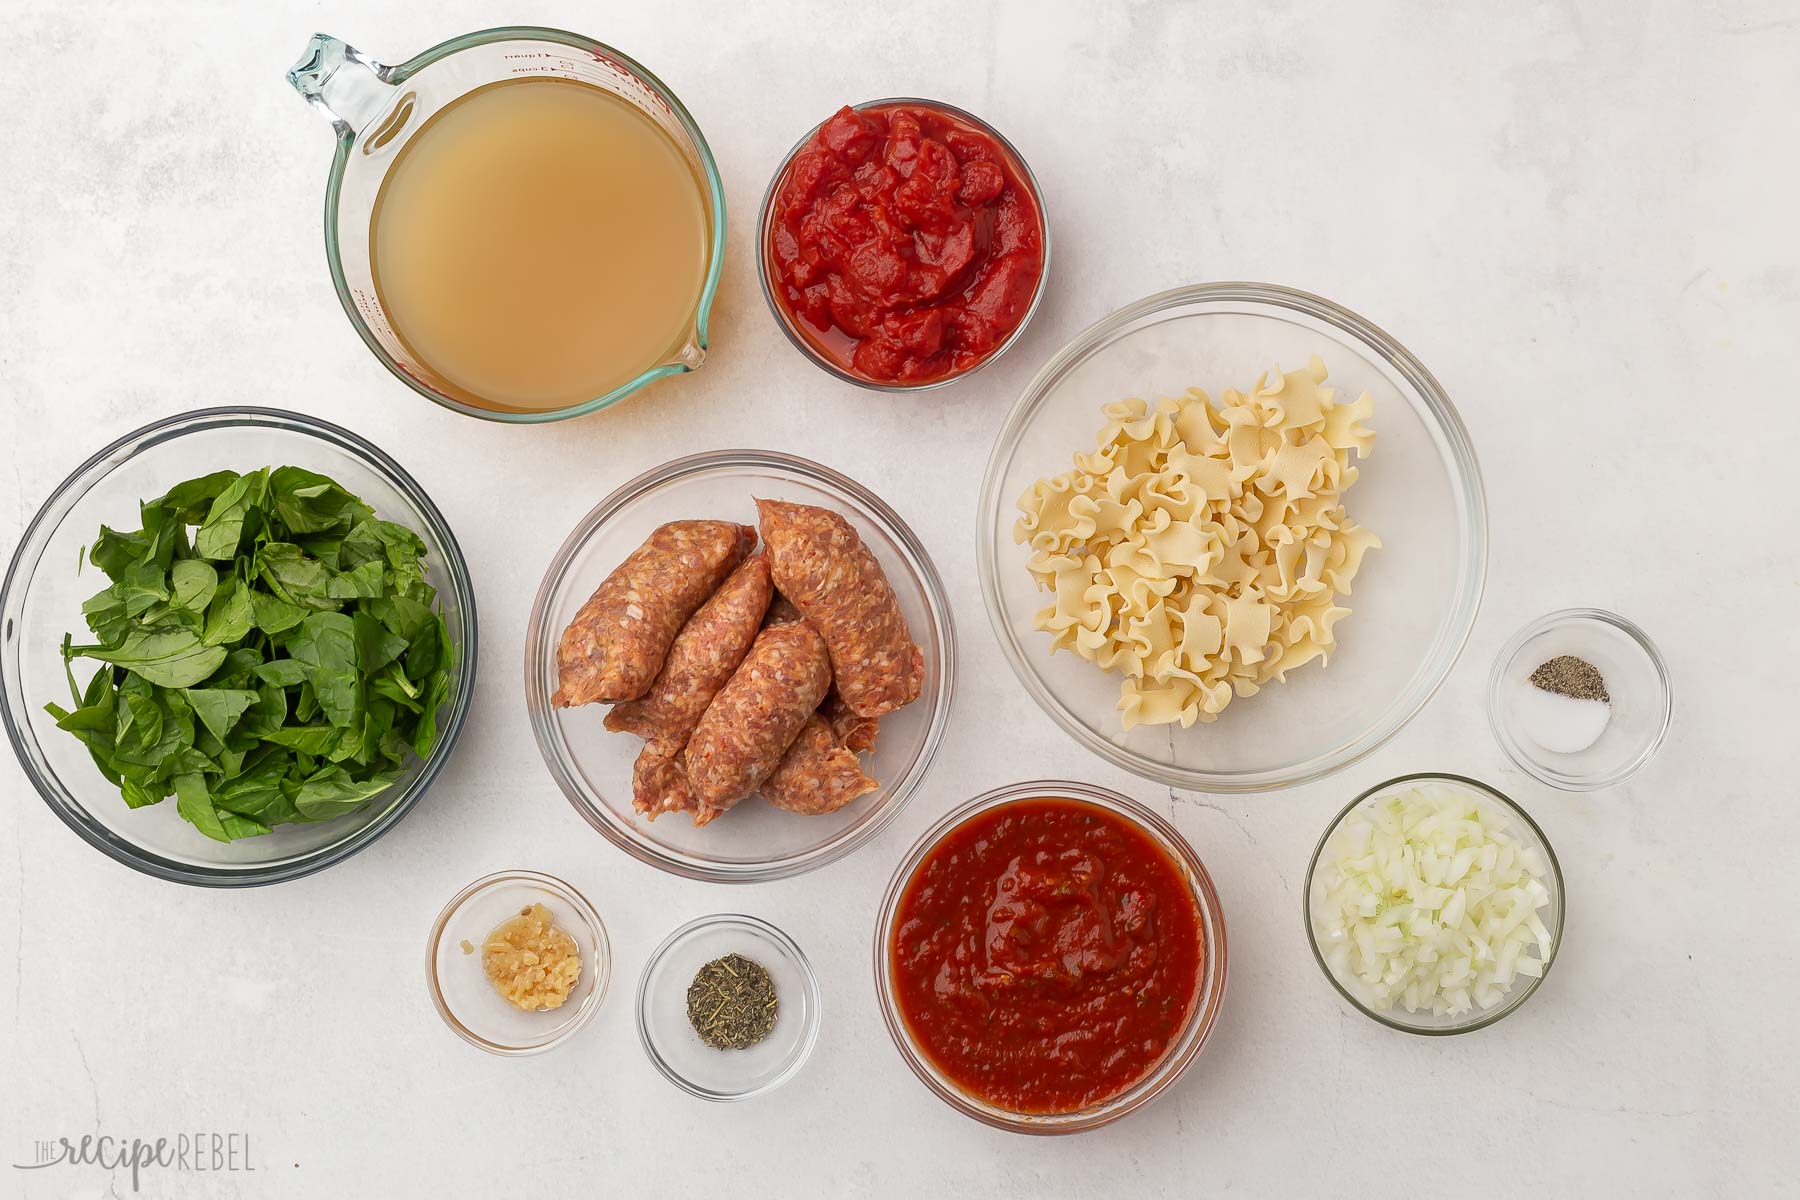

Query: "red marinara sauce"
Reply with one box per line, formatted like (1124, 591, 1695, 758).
(889, 797, 1205, 1114)
(766, 103, 1045, 385)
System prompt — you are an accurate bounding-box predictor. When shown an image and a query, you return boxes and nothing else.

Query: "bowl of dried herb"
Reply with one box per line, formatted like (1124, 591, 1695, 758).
(635, 913, 822, 1101)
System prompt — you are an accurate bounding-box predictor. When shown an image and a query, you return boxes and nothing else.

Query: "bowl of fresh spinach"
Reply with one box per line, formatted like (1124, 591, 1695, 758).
(0, 408, 478, 886)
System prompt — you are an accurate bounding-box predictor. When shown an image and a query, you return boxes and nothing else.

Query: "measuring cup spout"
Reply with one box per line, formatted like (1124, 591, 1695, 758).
(287, 33, 395, 138)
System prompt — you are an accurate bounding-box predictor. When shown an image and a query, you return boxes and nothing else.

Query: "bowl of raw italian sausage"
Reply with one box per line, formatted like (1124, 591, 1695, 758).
(524, 449, 955, 883)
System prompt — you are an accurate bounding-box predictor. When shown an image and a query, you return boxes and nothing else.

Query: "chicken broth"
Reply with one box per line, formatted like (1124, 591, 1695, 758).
(370, 77, 710, 413)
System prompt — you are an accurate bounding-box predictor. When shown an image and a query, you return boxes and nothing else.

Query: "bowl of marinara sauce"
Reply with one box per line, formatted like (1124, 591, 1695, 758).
(758, 99, 1049, 390)
(874, 781, 1227, 1132)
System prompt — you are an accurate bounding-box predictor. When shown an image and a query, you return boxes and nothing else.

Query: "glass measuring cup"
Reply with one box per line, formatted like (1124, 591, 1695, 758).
(287, 28, 727, 423)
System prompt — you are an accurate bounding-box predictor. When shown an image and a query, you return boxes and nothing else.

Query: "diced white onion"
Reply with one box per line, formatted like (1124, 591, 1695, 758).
(1310, 782, 1555, 1018)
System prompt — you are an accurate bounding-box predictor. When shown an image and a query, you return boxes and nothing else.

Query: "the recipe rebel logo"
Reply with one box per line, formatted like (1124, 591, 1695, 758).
(12, 1129, 257, 1192)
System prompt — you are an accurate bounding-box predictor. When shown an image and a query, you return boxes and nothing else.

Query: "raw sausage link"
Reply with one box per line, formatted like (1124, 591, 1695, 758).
(605, 555, 773, 754)
(684, 620, 832, 824)
(756, 498, 923, 718)
(554, 520, 755, 706)
(823, 689, 879, 754)
(631, 744, 694, 821)
(762, 713, 878, 816)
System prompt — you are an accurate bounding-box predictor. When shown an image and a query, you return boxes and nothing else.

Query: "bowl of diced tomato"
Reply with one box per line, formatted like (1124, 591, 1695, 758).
(758, 98, 1049, 391)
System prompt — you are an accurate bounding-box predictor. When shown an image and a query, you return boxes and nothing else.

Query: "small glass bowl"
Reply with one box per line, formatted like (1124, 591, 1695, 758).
(636, 914, 822, 1101)
(874, 781, 1228, 1133)
(757, 97, 1050, 392)
(426, 870, 611, 1056)
(0, 407, 478, 887)
(1304, 773, 1564, 1035)
(1488, 609, 1671, 791)
(523, 449, 955, 883)
(980, 283, 1488, 792)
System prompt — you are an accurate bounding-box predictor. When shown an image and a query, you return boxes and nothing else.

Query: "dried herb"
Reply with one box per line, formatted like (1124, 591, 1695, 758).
(1529, 655, 1610, 703)
(686, 953, 778, 1050)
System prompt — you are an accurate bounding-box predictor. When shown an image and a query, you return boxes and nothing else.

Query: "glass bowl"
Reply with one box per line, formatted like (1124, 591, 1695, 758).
(980, 283, 1487, 792)
(1304, 772, 1564, 1035)
(0, 407, 478, 887)
(524, 449, 955, 883)
(874, 780, 1228, 1133)
(427, 870, 611, 1055)
(757, 97, 1050, 392)
(1488, 609, 1671, 791)
(636, 913, 821, 1101)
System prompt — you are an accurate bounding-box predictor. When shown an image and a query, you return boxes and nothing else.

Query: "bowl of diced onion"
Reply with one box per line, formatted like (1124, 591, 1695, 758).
(1304, 773, 1563, 1035)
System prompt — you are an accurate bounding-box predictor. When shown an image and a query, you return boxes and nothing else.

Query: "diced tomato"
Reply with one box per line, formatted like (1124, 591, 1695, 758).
(958, 159, 1005, 206)
(853, 333, 906, 379)
(819, 107, 879, 161)
(767, 104, 1043, 385)
(889, 309, 945, 356)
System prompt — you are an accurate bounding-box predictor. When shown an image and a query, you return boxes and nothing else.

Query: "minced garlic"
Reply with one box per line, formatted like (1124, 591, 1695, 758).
(482, 903, 582, 1011)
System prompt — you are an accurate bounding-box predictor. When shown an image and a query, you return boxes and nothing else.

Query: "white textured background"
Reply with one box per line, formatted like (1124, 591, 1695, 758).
(3, 1, 1797, 1196)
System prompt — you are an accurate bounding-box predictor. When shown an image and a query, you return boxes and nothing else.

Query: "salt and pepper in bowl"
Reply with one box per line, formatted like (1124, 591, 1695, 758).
(1488, 609, 1671, 791)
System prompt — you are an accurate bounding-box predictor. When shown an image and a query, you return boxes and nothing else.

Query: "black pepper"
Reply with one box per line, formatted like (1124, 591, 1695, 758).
(1529, 655, 1610, 703)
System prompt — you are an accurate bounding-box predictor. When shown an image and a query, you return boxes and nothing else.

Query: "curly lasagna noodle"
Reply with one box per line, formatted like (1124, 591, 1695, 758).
(1013, 356, 1379, 729)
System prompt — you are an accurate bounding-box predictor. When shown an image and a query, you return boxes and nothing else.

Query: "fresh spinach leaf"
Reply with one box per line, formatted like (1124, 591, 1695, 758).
(412, 672, 450, 757)
(214, 761, 304, 826)
(195, 468, 268, 560)
(174, 772, 267, 842)
(169, 558, 220, 613)
(250, 589, 310, 634)
(252, 659, 309, 688)
(270, 466, 371, 534)
(353, 610, 408, 675)
(120, 777, 165, 809)
(404, 613, 449, 682)
(257, 724, 338, 755)
(138, 503, 185, 570)
(115, 677, 163, 752)
(239, 684, 289, 737)
(88, 525, 153, 580)
(338, 520, 385, 570)
(291, 766, 399, 820)
(150, 470, 241, 522)
(75, 628, 228, 689)
(202, 578, 256, 646)
(210, 646, 265, 688)
(327, 558, 387, 600)
(183, 687, 259, 742)
(118, 562, 170, 618)
(256, 542, 340, 611)
(51, 464, 455, 843)
(286, 612, 361, 729)
(81, 586, 131, 644)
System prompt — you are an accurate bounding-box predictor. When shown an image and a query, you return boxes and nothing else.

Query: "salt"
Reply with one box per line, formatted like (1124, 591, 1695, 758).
(1514, 685, 1610, 754)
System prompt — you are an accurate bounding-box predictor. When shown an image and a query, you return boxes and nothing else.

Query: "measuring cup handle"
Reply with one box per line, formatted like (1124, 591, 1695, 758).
(287, 33, 395, 138)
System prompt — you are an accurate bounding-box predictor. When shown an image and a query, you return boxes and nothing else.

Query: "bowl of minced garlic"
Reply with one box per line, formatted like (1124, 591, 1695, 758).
(429, 871, 611, 1054)
(472, 903, 583, 1011)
